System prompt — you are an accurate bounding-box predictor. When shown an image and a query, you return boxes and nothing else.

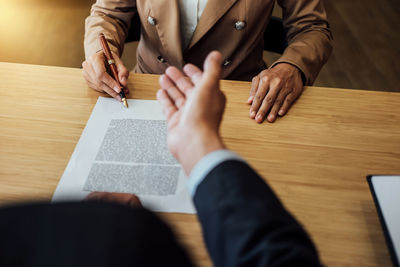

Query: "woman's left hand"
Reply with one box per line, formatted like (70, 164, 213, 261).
(248, 63, 304, 123)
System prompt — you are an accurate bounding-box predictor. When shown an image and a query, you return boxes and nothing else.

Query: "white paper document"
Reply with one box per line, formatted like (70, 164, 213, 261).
(53, 97, 195, 213)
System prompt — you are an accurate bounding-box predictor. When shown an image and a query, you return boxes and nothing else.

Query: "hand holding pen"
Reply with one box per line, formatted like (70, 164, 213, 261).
(82, 34, 130, 106)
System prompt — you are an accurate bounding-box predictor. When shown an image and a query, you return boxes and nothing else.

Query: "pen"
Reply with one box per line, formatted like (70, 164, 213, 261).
(99, 33, 128, 108)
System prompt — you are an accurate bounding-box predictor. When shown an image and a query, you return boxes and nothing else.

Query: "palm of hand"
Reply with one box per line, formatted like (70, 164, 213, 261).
(164, 89, 196, 158)
(157, 51, 226, 174)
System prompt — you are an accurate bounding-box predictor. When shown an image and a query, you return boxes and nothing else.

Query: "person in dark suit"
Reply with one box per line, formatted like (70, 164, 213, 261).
(0, 51, 321, 267)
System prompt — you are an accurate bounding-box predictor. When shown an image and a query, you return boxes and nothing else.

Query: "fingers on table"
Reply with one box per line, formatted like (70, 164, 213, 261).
(266, 87, 288, 122)
(278, 91, 298, 116)
(248, 75, 260, 104)
(249, 75, 299, 123)
(256, 78, 284, 123)
(157, 89, 178, 120)
(249, 76, 270, 120)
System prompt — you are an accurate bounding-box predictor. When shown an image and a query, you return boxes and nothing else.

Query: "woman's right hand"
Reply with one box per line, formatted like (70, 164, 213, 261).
(82, 51, 130, 101)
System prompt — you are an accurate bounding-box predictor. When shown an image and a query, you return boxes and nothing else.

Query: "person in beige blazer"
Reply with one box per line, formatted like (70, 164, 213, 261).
(82, 0, 332, 123)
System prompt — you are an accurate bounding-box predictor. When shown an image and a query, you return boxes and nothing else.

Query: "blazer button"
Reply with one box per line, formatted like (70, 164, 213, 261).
(148, 16, 157, 26)
(157, 56, 166, 63)
(235, 21, 246, 30)
(223, 59, 231, 67)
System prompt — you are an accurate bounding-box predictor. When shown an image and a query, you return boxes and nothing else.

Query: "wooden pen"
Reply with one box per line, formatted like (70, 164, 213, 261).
(99, 33, 128, 108)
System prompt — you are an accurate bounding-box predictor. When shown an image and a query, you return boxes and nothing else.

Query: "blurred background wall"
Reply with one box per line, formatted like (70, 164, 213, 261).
(0, 0, 399, 92)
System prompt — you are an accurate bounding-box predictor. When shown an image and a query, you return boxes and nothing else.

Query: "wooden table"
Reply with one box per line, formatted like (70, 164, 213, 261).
(1, 62, 399, 266)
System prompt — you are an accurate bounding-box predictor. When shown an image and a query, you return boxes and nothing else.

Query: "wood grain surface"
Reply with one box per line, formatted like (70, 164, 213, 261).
(0, 62, 399, 266)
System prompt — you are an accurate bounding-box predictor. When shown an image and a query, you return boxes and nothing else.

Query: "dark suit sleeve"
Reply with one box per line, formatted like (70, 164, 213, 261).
(193, 160, 322, 267)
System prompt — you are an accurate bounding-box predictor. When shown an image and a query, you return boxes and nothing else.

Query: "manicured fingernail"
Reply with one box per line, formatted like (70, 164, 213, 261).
(114, 86, 120, 93)
(250, 111, 256, 118)
(278, 109, 284, 116)
(268, 114, 275, 121)
(247, 96, 253, 103)
(256, 114, 262, 120)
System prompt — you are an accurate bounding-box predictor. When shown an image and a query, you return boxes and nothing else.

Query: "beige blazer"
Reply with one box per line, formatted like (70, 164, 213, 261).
(84, 0, 333, 85)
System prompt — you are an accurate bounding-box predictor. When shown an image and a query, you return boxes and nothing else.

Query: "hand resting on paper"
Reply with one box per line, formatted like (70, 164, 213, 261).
(157, 51, 226, 175)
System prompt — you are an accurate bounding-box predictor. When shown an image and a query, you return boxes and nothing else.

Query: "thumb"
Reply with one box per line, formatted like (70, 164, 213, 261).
(203, 51, 222, 81)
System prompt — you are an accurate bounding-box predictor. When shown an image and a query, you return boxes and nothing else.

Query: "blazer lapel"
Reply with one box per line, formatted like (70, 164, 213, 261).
(148, 0, 183, 66)
(188, 0, 238, 49)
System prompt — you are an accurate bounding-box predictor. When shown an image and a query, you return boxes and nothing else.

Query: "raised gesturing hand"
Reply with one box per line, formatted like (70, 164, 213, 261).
(157, 51, 226, 175)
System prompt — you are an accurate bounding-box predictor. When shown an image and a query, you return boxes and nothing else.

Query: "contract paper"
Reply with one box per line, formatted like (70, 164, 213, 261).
(52, 97, 195, 213)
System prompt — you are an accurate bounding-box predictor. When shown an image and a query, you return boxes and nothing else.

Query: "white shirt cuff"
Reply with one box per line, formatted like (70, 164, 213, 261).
(187, 149, 245, 196)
